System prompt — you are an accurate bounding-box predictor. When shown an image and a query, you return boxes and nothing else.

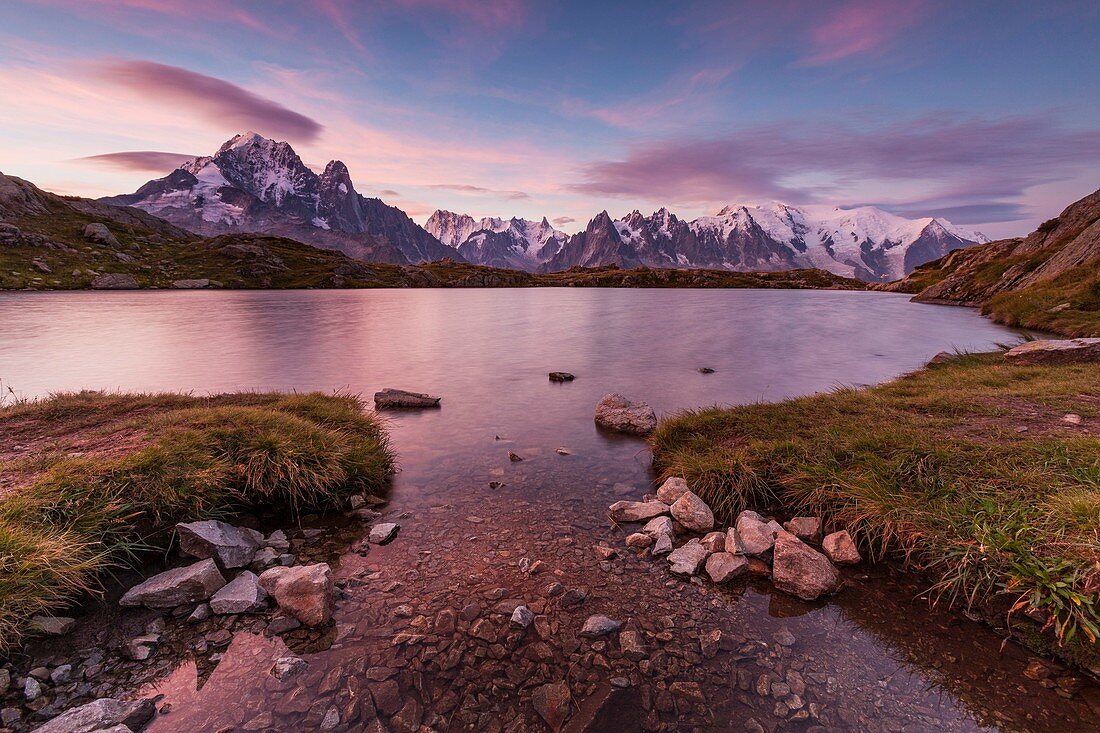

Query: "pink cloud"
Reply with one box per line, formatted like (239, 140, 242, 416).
(387, 0, 528, 28)
(90, 59, 323, 142)
(77, 151, 197, 172)
(798, 0, 931, 66)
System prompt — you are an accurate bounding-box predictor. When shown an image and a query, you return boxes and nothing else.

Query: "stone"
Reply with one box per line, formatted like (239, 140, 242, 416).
(594, 544, 617, 560)
(655, 476, 690, 504)
(667, 540, 709, 576)
(548, 372, 575, 382)
(125, 635, 159, 661)
(83, 223, 120, 247)
(258, 563, 334, 626)
(594, 393, 658, 435)
(187, 603, 210, 623)
(928, 351, 955, 365)
(176, 519, 262, 569)
(271, 656, 308, 681)
(619, 628, 648, 660)
(1, 708, 18, 727)
(90, 273, 138, 290)
(822, 530, 861, 565)
(171, 278, 210, 289)
(265, 530, 290, 552)
(369, 523, 400, 544)
(705, 552, 749, 583)
(33, 697, 156, 733)
(651, 533, 674, 556)
(120, 559, 226, 609)
(772, 531, 842, 601)
(698, 367, 716, 374)
(508, 451, 524, 461)
(510, 605, 534, 629)
(608, 500, 669, 523)
(1004, 338, 1100, 365)
(210, 570, 268, 614)
(373, 388, 441, 409)
(0, 668, 8, 693)
(24, 677, 41, 701)
(642, 515, 675, 539)
(28, 615, 77, 636)
(1063, 413, 1082, 425)
(729, 511, 782, 556)
(701, 531, 726, 553)
(50, 665, 72, 685)
(625, 532, 652, 549)
(783, 517, 823, 544)
(531, 682, 571, 732)
(670, 491, 714, 533)
(250, 546, 280, 572)
(700, 629, 722, 658)
(579, 615, 622, 637)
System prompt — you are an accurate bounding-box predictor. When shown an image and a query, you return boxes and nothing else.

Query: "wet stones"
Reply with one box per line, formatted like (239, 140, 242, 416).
(670, 491, 714, 532)
(258, 563, 335, 626)
(373, 388, 442, 409)
(369, 523, 401, 544)
(176, 519, 263, 569)
(594, 393, 658, 435)
(772, 531, 842, 601)
(120, 559, 226, 609)
(608, 500, 669, 523)
(531, 681, 571, 732)
(705, 552, 748, 583)
(822, 530, 861, 565)
(548, 372, 575, 382)
(667, 539, 709, 577)
(579, 615, 622, 637)
(209, 570, 268, 614)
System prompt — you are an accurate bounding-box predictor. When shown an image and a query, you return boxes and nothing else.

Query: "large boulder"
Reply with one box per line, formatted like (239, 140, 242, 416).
(258, 563, 334, 626)
(176, 520, 262, 569)
(1004, 338, 1100, 365)
(667, 539, 709, 577)
(373, 389, 441, 409)
(33, 697, 156, 733)
(655, 477, 690, 504)
(594, 393, 657, 435)
(670, 491, 714, 533)
(209, 571, 268, 614)
(172, 278, 210, 289)
(609, 500, 669, 523)
(90, 273, 138, 290)
(822, 530, 861, 565)
(83, 223, 120, 248)
(120, 559, 226, 609)
(772, 531, 841, 601)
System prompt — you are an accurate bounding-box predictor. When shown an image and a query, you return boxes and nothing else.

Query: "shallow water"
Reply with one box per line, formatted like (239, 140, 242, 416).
(1, 288, 1094, 731)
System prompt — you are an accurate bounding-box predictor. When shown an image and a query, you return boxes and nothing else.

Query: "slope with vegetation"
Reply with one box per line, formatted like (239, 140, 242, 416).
(884, 188, 1100, 337)
(0, 391, 394, 650)
(651, 352, 1099, 665)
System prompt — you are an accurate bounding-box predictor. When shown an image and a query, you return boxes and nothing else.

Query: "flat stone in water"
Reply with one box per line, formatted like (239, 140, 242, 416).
(369, 523, 401, 544)
(373, 388, 441, 409)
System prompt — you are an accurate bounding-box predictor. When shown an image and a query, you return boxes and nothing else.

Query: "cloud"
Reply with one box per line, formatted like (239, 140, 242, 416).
(425, 183, 530, 200)
(552, 216, 575, 226)
(77, 150, 196, 172)
(878, 202, 1032, 224)
(797, 0, 931, 67)
(90, 59, 323, 142)
(572, 114, 1100, 214)
(378, 189, 401, 197)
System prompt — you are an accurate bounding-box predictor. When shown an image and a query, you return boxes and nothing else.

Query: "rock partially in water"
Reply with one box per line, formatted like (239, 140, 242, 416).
(579, 614, 622, 637)
(369, 522, 400, 544)
(373, 388, 441, 409)
(667, 539, 709, 577)
(177, 519, 262, 569)
(655, 476, 690, 504)
(531, 682, 571, 732)
(705, 552, 749, 583)
(670, 491, 714, 532)
(822, 530, 861, 565)
(90, 273, 138, 290)
(209, 570, 268, 614)
(608, 500, 669, 523)
(594, 393, 657, 435)
(729, 511, 782, 556)
(783, 517, 823, 544)
(548, 372, 575, 382)
(258, 563, 334, 627)
(928, 351, 956, 365)
(698, 367, 716, 374)
(33, 697, 156, 733)
(1004, 338, 1100, 365)
(120, 559, 226, 609)
(772, 531, 841, 601)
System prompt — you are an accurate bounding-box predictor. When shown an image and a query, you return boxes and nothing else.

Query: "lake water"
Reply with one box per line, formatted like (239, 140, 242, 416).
(1, 289, 1093, 731)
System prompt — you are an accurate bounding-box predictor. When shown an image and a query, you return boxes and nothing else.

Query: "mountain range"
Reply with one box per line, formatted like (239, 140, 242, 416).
(104, 132, 988, 281)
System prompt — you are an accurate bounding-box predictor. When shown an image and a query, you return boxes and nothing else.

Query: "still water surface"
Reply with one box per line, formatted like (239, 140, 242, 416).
(1, 289, 1091, 731)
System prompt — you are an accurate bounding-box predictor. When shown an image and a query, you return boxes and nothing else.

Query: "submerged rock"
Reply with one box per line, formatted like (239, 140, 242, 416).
(772, 531, 841, 601)
(1004, 338, 1100, 365)
(373, 388, 441, 409)
(177, 519, 262, 569)
(258, 563, 334, 626)
(33, 697, 156, 733)
(822, 530, 861, 565)
(548, 372, 575, 382)
(608, 500, 669, 523)
(594, 393, 657, 435)
(670, 491, 714, 532)
(369, 522, 400, 544)
(120, 559, 226, 609)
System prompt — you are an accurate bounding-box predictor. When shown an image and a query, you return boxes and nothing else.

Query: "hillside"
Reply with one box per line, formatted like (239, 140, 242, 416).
(883, 188, 1100, 337)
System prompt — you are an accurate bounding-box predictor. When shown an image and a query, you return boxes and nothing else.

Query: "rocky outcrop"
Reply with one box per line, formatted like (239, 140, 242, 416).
(594, 393, 658, 435)
(119, 560, 226, 609)
(1004, 338, 1100, 365)
(373, 389, 441, 409)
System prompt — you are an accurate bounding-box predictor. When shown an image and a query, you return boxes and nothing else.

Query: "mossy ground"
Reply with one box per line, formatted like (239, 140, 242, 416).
(0, 391, 395, 649)
(651, 352, 1099, 659)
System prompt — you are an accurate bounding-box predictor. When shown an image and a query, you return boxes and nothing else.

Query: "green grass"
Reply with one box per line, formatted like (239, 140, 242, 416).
(983, 257, 1100, 337)
(651, 352, 1100, 653)
(0, 391, 395, 649)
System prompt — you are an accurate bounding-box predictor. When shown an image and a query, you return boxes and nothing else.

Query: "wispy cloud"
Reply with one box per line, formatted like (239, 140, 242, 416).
(797, 0, 931, 67)
(425, 183, 530, 200)
(76, 150, 196, 172)
(90, 59, 324, 142)
(551, 216, 575, 226)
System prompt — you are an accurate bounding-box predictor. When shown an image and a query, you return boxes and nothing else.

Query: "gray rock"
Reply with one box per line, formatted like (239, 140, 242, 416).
(373, 388, 441, 409)
(176, 519, 262, 569)
(667, 539, 710, 576)
(705, 552, 749, 583)
(120, 559, 226, 609)
(608, 500, 669, 523)
(1005, 338, 1100, 365)
(642, 515, 674, 539)
(619, 628, 648, 660)
(594, 393, 658, 435)
(655, 476, 690, 504)
(171, 278, 210, 289)
(90, 273, 138, 290)
(250, 546, 280, 572)
(0, 669, 8, 693)
(531, 682, 571, 732)
(82, 223, 120, 248)
(772, 531, 842, 601)
(32, 697, 156, 733)
(579, 614, 622, 637)
(510, 605, 534, 629)
(210, 571, 268, 614)
(928, 351, 955, 365)
(822, 530, 861, 565)
(271, 656, 308, 681)
(187, 603, 211, 623)
(124, 635, 158, 661)
(24, 676, 42, 701)
(1, 708, 19, 727)
(50, 665, 72, 685)
(28, 615, 77, 636)
(670, 491, 714, 532)
(369, 522, 400, 544)
(265, 530, 290, 552)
